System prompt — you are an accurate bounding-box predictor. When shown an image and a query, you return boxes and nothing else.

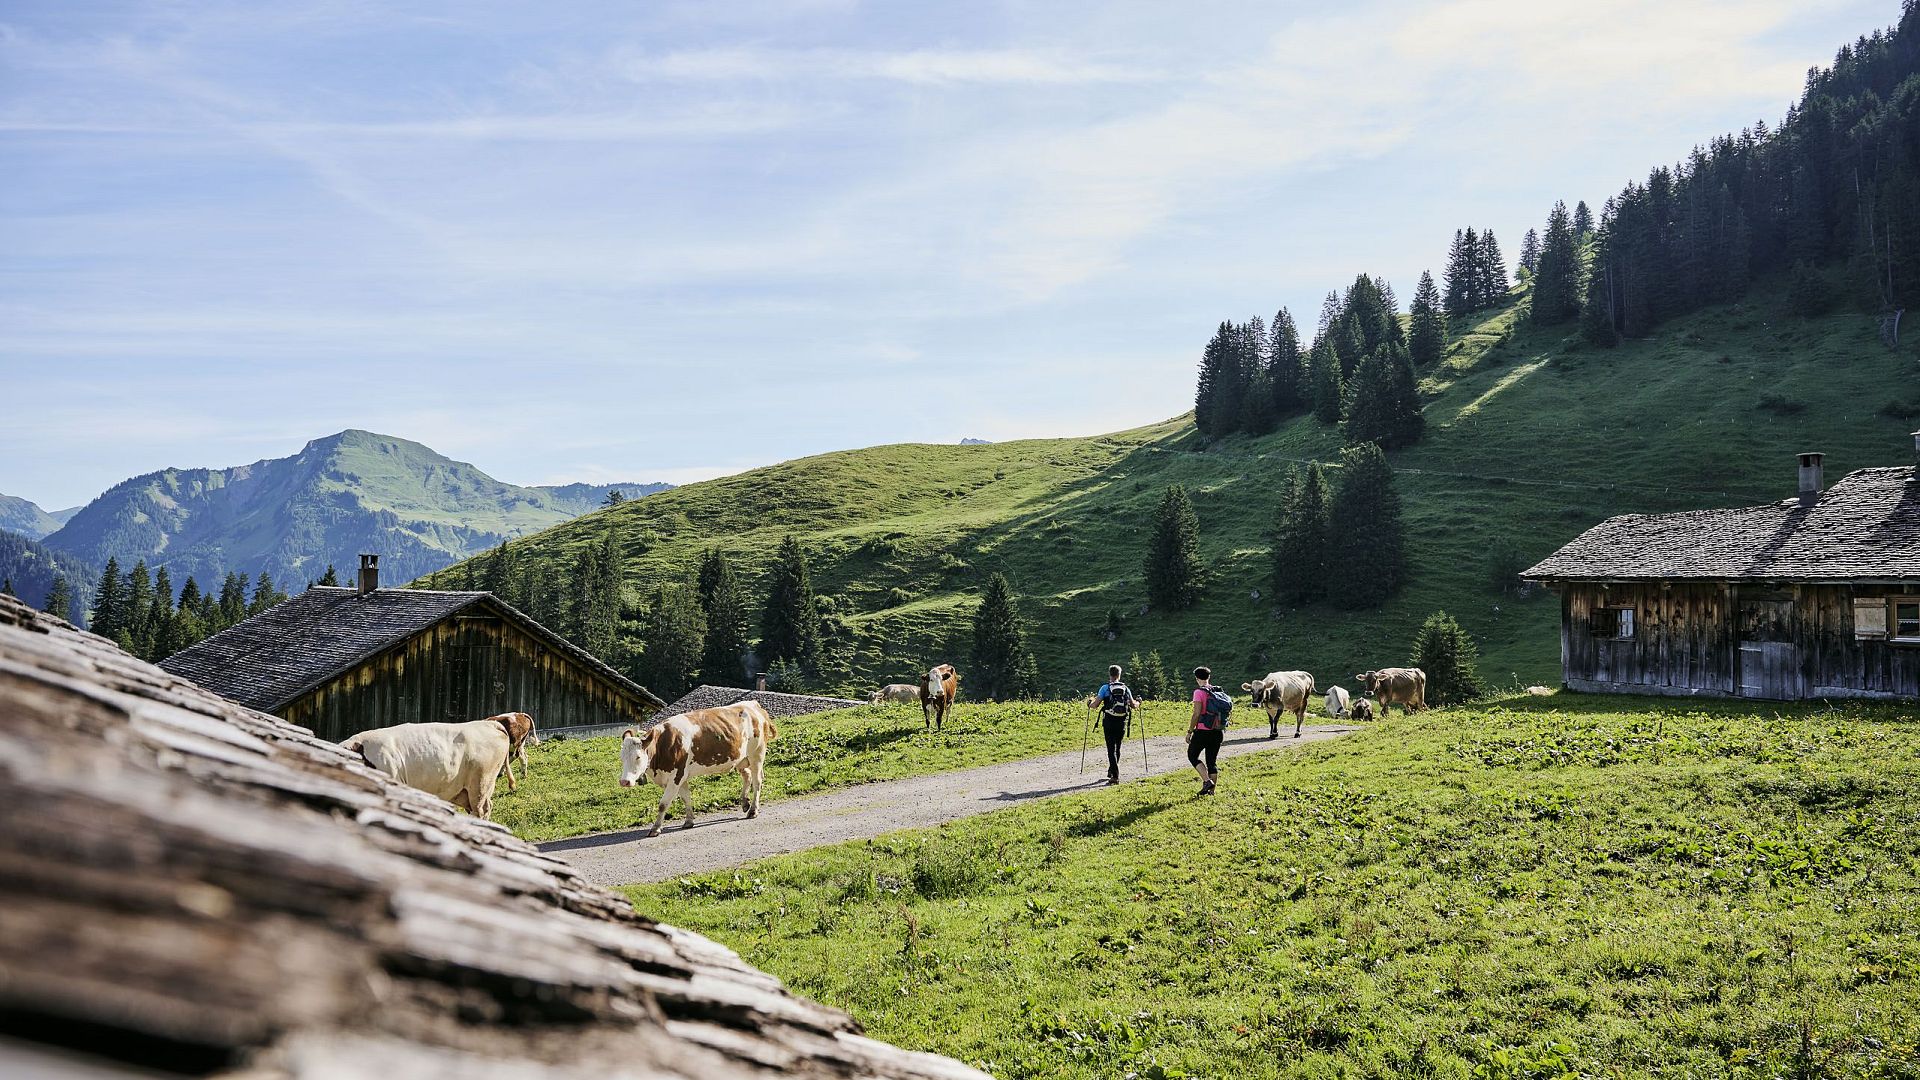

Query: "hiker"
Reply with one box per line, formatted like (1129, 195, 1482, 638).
(1187, 666, 1231, 796)
(1086, 664, 1136, 786)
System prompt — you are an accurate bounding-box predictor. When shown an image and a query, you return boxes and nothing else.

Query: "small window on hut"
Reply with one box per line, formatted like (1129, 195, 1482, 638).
(1589, 607, 1634, 639)
(1853, 598, 1888, 640)
(1895, 601, 1920, 643)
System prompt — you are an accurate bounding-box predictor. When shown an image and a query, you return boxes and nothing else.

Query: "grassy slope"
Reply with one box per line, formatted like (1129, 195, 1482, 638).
(630, 695, 1920, 1077)
(496, 699, 1210, 842)
(418, 280, 1919, 697)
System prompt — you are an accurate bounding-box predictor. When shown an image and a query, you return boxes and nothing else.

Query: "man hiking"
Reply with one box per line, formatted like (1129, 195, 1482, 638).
(1086, 664, 1136, 785)
(1188, 666, 1231, 796)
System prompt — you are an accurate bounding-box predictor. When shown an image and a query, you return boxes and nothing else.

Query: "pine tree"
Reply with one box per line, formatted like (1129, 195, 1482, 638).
(1327, 442, 1406, 608)
(603, 489, 627, 507)
(1192, 322, 1245, 438)
(1144, 485, 1204, 610)
(1410, 611, 1486, 705)
(1266, 307, 1305, 416)
(635, 580, 706, 699)
(1141, 650, 1172, 701)
(1343, 347, 1425, 449)
(1241, 367, 1278, 435)
(1531, 201, 1581, 325)
(177, 577, 202, 624)
(969, 571, 1028, 701)
(1444, 228, 1475, 315)
(1270, 463, 1332, 605)
(43, 576, 75, 623)
(247, 572, 282, 617)
(125, 561, 153, 656)
(316, 564, 339, 587)
(1308, 338, 1345, 423)
(760, 535, 821, 674)
(1476, 230, 1508, 308)
(1408, 270, 1448, 367)
(1315, 291, 1342, 341)
(217, 572, 247, 628)
(0, 578, 13, 597)
(147, 567, 175, 661)
(696, 548, 751, 685)
(1572, 200, 1593, 239)
(91, 557, 126, 639)
(1519, 228, 1541, 273)
(576, 530, 624, 660)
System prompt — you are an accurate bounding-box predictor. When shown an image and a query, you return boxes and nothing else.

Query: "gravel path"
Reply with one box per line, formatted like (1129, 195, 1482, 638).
(542, 723, 1358, 887)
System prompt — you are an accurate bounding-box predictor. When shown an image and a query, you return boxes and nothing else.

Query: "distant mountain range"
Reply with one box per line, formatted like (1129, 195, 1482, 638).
(4, 430, 668, 603)
(0, 494, 80, 540)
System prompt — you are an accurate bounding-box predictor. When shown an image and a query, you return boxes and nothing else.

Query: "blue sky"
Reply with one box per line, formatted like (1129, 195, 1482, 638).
(0, 0, 1895, 509)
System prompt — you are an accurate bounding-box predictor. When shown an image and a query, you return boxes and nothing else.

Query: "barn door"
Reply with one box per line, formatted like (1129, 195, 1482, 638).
(1737, 598, 1798, 699)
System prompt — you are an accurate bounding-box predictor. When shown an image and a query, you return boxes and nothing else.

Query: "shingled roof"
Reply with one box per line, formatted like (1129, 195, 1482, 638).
(1526, 465, 1920, 583)
(660, 685, 866, 722)
(0, 594, 985, 1080)
(160, 586, 666, 711)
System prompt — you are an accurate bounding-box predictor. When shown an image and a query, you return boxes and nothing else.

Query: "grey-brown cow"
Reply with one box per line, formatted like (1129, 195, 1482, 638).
(1355, 668, 1426, 715)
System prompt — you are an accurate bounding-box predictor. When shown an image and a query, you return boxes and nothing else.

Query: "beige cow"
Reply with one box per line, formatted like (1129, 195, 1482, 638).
(870, 683, 922, 705)
(1242, 670, 1315, 738)
(342, 720, 511, 819)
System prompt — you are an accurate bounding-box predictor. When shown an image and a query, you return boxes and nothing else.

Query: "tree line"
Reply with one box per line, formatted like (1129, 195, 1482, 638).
(76, 557, 289, 663)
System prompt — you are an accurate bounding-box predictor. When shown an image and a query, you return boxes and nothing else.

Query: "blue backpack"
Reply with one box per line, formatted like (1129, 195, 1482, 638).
(1198, 688, 1233, 729)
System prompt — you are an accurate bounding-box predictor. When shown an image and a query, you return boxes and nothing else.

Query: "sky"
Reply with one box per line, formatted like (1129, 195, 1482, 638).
(0, 0, 1896, 510)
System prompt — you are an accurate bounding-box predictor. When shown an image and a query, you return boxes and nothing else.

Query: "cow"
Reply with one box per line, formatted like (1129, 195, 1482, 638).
(870, 683, 922, 705)
(341, 720, 511, 819)
(1356, 668, 1427, 714)
(919, 664, 958, 730)
(485, 711, 539, 792)
(1241, 670, 1315, 739)
(1351, 697, 1375, 722)
(619, 701, 778, 837)
(1323, 684, 1352, 718)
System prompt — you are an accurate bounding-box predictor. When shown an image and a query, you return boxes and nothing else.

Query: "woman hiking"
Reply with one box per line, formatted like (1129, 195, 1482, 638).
(1086, 664, 1136, 786)
(1187, 666, 1230, 795)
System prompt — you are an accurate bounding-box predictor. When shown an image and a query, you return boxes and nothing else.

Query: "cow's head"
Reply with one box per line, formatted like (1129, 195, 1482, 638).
(619, 727, 652, 788)
(1240, 680, 1266, 704)
(1355, 671, 1380, 695)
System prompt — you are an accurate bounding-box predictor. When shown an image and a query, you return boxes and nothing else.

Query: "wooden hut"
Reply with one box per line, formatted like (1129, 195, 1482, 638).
(0, 593, 984, 1079)
(160, 554, 665, 740)
(1525, 451, 1920, 700)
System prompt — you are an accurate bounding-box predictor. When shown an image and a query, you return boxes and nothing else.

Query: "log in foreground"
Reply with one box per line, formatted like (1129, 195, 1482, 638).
(0, 594, 985, 1080)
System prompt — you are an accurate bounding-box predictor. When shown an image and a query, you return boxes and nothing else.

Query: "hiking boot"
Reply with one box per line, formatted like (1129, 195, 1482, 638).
(1199, 780, 1215, 796)
(1105, 776, 1119, 786)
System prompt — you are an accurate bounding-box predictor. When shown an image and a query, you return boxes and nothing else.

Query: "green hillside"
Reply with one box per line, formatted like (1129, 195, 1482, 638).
(419, 278, 1919, 696)
(0, 493, 74, 540)
(44, 430, 668, 590)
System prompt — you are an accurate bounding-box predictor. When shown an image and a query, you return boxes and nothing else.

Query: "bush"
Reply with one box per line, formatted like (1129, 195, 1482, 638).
(1411, 611, 1486, 706)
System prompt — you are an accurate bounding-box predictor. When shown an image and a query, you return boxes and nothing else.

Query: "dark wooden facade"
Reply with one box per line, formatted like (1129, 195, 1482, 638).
(1558, 580, 1920, 700)
(282, 605, 655, 741)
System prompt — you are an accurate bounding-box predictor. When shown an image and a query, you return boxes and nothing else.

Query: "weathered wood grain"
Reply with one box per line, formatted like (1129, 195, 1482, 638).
(0, 595, 988, 1080)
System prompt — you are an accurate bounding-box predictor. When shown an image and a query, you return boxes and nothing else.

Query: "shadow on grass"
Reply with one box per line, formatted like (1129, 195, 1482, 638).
(537, 811, 749, 853)
(1065, 797, 1180, 838)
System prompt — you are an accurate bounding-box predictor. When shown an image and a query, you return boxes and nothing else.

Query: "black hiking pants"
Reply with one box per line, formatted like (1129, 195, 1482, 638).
(1101, 714, 1129, 778)
(1187, 727, 1223, 778)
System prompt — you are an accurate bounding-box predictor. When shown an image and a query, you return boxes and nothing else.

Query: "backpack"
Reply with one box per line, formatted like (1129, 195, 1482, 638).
(1102, 682, 1133, 718)
(1197, 687, 1233, 729)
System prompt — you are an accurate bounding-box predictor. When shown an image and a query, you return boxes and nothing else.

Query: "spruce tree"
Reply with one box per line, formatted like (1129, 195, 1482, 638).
(0, 578, 13, 597)
(1241, 368, 1278, 435)
(1267, 307, 1305, 416)
(1531, 201, 1581, 325)
(1270, 463, 1332, 605)
(125, 561, 153, 655)
(1193, 322, 1245, 438)
(1343, 347, 1425, 449)
(760, 535, 822, 674)
(1308, 338, 1345, 423)
(696, 548, 751, 685)
(217, 572, 247, 628)
(603, 489, 627, 507)
(636, 580, 707, 699)
(43, 575, 75, 623)
(1444, 228, 1475, 315)
(148, 567, 175, 661)
(1327, 442, 1406, 608)
(1410, 611, 1486, 706)
(316, 564, 339, 587)
(247, 572, 282, 617)
(1572, 200, 1593, 238)
(969, 571, 1028, 701)
(1476, 230, 1508, 307)
(1408, 270, 1448, 367)
(177, 577, 202, 621)
(1141, 650, 1172, 701)
(92, 558, 125, 639)
(1144, 485, 1204, 610)
(1519, 228, 1541, 273)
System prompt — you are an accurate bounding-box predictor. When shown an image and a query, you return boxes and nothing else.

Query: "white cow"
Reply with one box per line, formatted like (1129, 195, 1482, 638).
(870, 683, 922, 705)
(1323, 684, 1352, 718)
(620, 701, 778, 837)
(342, 720, 511, 819)
(1241, 670, 1315, 739)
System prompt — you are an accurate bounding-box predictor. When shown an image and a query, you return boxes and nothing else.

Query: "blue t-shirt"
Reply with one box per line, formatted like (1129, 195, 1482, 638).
(1097, 682, 1132, 714)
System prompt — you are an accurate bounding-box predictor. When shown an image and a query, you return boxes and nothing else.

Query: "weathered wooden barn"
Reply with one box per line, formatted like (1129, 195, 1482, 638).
(0, 593, 985, 1079)
(1526, 450, 1920, 700)
(161, 554, 665, 740)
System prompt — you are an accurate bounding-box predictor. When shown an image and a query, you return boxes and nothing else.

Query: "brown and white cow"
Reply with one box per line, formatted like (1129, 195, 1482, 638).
(619, 701, 777, 837)
(485, 711, 539, 791)
(1241, 670, 1315, 738)
(870, 683, 922, 705)
(342, 720, 512, 819)
(919, 664, 958, 730)
(1350, 697, 1375, 722)
(1356, 668, 1427, 714)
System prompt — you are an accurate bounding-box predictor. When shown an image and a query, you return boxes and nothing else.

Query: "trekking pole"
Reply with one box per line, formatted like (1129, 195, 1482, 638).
(1080, 703, 1091, 774)
(1139, 705, 1149, 773)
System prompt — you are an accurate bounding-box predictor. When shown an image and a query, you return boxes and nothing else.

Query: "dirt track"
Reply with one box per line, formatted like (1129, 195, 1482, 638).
(541, 724, 1357, 887)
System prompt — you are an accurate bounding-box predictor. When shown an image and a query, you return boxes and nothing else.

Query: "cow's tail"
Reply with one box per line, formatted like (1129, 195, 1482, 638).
(763, 717, 779, 742)
(1304, 673, 1316, 695)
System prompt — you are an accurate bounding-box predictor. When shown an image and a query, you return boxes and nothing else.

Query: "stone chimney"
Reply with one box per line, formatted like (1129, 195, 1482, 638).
(753, 671, 768, 693)
(1797, 452, 1824, 506)
(357, 553, 380, 595)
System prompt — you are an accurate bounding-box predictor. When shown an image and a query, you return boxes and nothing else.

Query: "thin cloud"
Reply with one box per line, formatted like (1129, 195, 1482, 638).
(615, 45, 1157, 85)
